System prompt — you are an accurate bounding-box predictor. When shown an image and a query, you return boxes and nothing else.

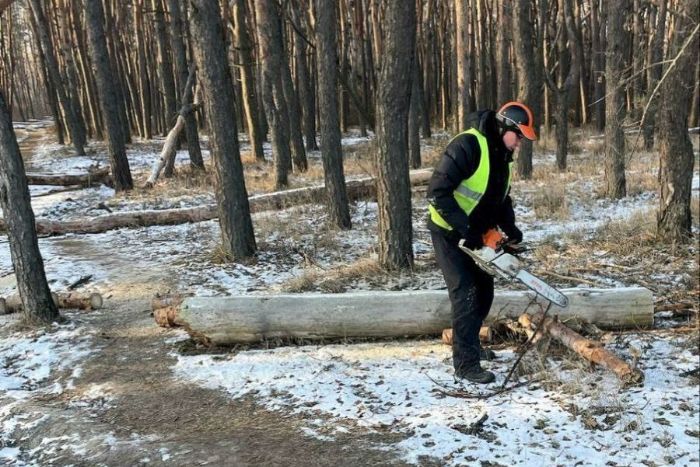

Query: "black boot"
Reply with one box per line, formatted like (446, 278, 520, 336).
(455, 364, 495, 384)
(480, 347, 496, 361)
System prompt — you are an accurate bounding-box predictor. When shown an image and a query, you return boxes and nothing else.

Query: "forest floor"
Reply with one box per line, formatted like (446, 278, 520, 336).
(0, 120, 698, 466)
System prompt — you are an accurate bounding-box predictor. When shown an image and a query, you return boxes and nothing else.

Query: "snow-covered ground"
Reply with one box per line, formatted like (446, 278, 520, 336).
(173, 331, 699, 466)
(1, 119, 698, 465)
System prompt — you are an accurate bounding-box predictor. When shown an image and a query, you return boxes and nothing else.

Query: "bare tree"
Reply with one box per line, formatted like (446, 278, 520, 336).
(0, 91, 59, 325)
(656, 0, 698, 241)
(314, 0, 351, 229)
(28, 0, 86, 155)
(604, 0, 630, 199)
(189, 0, 256, 259)
(513, 0, 538, 179)
(375, 0, 416, 269)
(232, 0, 265, 162)
(455, 0, 471, 130)
(256, 0, 292, 188)
(85, 0, 133, 192)
(543, 0, 581, 171)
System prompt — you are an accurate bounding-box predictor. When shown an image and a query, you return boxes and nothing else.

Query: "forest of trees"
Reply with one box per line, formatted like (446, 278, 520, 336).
(0, 0, 697, 323)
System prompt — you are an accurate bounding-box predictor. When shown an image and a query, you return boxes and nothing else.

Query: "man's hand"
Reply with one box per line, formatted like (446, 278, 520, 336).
(461, 228, 483, 249)
(502, 225, 523, 244)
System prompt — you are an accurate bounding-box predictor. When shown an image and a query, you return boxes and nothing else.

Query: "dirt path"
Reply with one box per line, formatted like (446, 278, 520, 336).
(5, 291, 416, 466)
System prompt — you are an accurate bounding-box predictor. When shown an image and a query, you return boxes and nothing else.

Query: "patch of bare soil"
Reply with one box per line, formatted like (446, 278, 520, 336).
(7, 295, 414, 466)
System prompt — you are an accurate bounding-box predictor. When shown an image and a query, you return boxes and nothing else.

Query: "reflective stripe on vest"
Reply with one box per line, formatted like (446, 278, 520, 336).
(429, 128, 512, 231)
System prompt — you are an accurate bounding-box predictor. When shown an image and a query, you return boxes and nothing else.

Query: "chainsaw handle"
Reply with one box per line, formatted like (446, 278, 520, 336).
(482, 229, 504, 250)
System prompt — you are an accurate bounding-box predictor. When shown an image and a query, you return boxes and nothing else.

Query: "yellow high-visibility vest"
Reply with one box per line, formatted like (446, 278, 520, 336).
(429, 128, 512, 231)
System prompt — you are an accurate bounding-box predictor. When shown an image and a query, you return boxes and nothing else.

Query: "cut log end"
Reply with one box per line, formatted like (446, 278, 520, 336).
(154, 306, 179, 327)
(441, 326, 492, 346)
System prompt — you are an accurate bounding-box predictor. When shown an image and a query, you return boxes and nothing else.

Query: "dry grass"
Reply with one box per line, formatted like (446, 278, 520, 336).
(283, 257, 385, 293)
(532, 185, 570, 220)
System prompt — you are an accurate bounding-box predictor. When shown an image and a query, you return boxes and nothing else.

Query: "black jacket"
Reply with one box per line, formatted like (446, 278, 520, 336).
(427, 110, 517, 238)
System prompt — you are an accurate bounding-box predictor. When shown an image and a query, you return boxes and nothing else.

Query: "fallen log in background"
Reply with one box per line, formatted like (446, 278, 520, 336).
(2, 169, 432, 236)
(0, 292, 103, 315)
(153, 287, 653, 346)
(25, 167, 110, 187)
(441, 327, 492, 345)
(524, 311, 644, 384)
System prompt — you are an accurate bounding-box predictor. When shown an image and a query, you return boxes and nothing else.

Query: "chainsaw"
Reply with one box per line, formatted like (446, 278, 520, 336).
(458, 229, 569, 308)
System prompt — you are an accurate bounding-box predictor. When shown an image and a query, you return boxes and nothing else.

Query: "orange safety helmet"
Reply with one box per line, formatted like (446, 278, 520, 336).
(496, 102, 537, 141)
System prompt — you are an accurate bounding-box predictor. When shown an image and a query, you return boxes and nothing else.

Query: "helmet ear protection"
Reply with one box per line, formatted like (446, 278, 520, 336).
(496, 102, 537, 141)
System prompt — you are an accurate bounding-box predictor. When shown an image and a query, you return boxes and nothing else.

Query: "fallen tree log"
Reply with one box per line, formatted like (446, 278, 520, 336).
(2, 169, 432, 236)
(1, 292, 103, 314)
(441, 327, 492, 345)
(153, 287, 653, 346)
(25, 167, 110, 187)
(524, 311, 644, 384)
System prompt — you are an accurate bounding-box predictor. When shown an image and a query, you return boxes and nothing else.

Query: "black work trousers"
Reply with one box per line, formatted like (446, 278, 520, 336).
(431, 230, 494, 371)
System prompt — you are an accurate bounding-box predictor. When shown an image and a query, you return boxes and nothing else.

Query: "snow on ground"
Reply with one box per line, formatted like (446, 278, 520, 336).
(1, 120, 698, 464)
(0, 320, 95, 465)
(173, 332, 699, 466)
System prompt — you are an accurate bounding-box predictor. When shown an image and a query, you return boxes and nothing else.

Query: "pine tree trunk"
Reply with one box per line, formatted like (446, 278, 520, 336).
(256, 0, 292, 188)
(168, 0, 203, 170)
(291, 6, 318, 152)
(408, 48, 421, 170)
(133, 0, 152, 139)
(233, 0, 265, 162)
(28, 0, 86, 155)
(314, 0, 351, 230)
(604, 0, 629, 199)
(455, 0, 471, 130)
(513, 0, 537, 179)
(85, 0, 133, 192)
(642, 0, 667, 149)
(375, 0, 415, 270)
(656, 0, 697, 242)
(496, 0, 511, 106)
(0, 91, 59, 325)
(189, 0, 256, 260)
(152, 0, 178, 134)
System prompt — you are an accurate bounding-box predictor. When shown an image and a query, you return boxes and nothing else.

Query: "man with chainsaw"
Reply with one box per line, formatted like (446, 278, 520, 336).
(427, 102, 537, 384)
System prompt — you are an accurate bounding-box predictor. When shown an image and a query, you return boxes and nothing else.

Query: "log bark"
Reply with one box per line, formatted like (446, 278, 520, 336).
(1, 291, 103, 314)
(6, 169, 432, 236)
(26, 167, 110, 186)
(524, 311, 644, 384)
(153, 287, 653, 346)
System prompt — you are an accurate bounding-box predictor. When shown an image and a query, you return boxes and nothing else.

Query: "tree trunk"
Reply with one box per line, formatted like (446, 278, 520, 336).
(604, 0, 629, 199)
(152, 0, 178, 135)
(291, 6, 318, 152)
(153, 287, 655, 346)
(656, 0, 697, 242)
(167, 0, 204, 170)
(0, 90, 59, 325)
(85, 0, 133, 192)
(278, 16, 308, 173)
(496, 0, 512, 106)
(232, 0, 265, 162)
(133, 0, 152, 139)
(28, 0, 86, 155)
(513, 0, 537, 179)
(189, 0, 256, 260)
(256, 0, 292, 188)
(408, 48, 421, 170)
(642, 0, 667, 149)
(375, 0, 416, 270)
(455, 0, 471, 130)
(314, 0, 351, 229)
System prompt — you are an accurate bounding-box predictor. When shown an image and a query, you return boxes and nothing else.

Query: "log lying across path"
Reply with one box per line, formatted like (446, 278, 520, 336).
(1, 169, 432, 236)
(25, 167, 110, 187)
(522, 311, 644, 384)
(0, 292, 103, 315)
(153, 287, 653, 346)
